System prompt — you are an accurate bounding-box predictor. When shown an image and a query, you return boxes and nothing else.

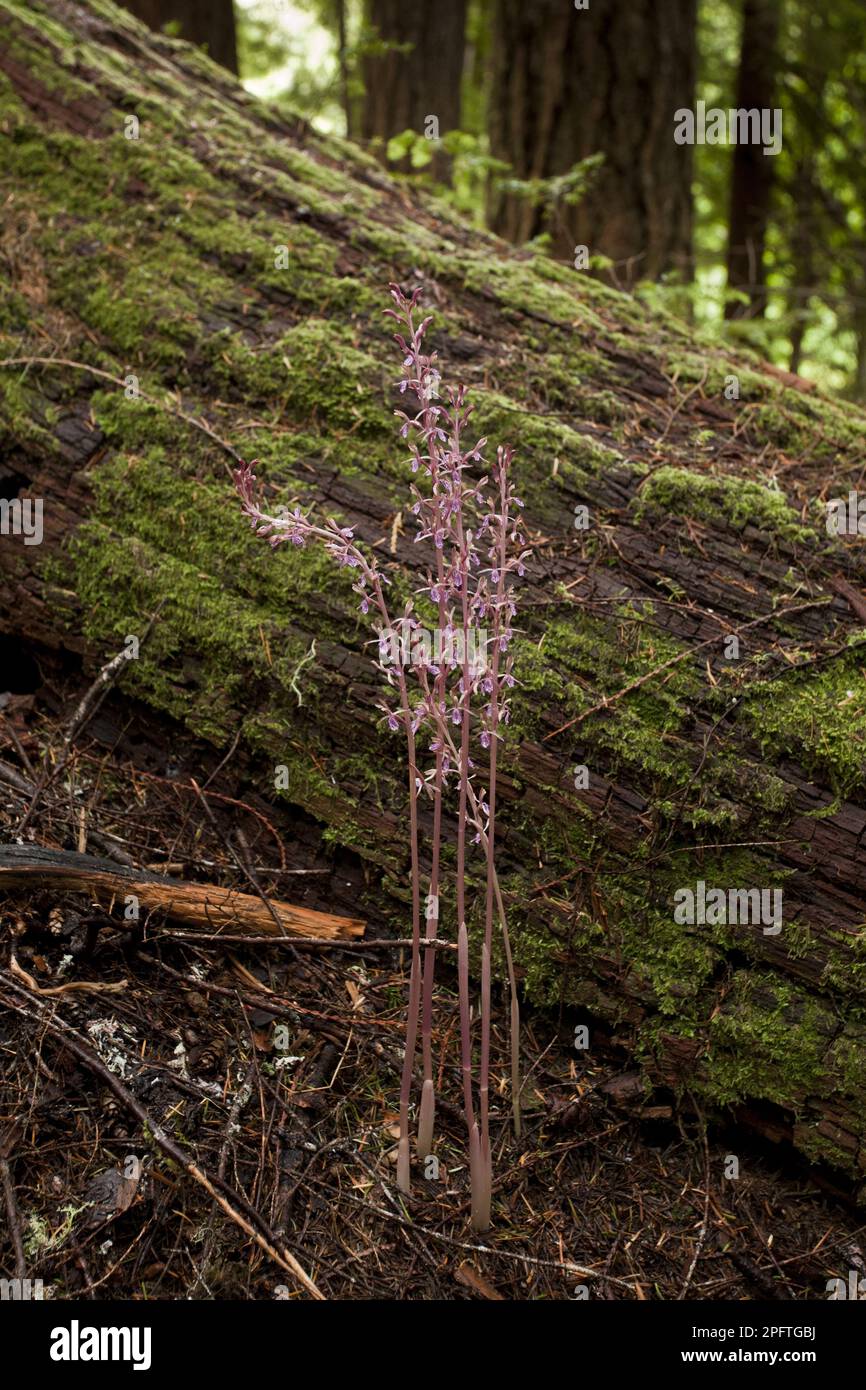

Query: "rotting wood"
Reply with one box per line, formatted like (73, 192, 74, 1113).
(0, 845, 365, 940)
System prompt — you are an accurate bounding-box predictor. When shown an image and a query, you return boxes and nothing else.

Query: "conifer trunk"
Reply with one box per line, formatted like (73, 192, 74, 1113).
(487, 0, 696, 282)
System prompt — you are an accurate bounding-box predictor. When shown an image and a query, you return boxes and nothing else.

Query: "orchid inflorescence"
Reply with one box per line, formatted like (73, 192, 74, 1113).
(234, 283, 530, 1231)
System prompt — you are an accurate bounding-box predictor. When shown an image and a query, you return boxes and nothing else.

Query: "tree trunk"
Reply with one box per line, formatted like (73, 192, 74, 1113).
(486, 0, 696, 284)
(335, 0, 352, 140)
(3, 0, 866, 1191)
(724, 0, 782, 320)
(787, 206, 816, 376)
(360, 0, 468, 180)
(120, 0, 237, 73)
(851, 299, 866, 404)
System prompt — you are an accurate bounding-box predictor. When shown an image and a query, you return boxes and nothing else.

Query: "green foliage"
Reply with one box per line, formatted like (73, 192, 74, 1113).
(663, 0, 866, 396)
(236, 0, 866, 397)
(495, 154, 605, 214)
(236, 0, 346, 126)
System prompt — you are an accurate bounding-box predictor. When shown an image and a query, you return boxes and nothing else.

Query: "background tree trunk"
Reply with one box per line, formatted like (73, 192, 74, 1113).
(3, 0, 866, 1191)
(120, 0, 237, 73)
(487, 0, 696, 284)
(787, 173, 818, 376)
(335, 0, 352, 139)
(850, 294, 866, 403)
(360, 0, 468, 180)
(724, 0, 782, 320)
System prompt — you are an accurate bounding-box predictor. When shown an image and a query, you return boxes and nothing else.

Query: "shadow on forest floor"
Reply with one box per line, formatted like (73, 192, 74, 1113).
(1, 648, 863, 1301)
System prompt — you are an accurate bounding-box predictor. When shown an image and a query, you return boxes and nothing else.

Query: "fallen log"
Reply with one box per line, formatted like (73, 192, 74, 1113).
(2, 0, 866, 1187)
(0, 845, 365, 940)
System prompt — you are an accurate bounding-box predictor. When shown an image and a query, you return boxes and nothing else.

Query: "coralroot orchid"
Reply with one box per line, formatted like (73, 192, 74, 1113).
(234, 284, 530, 1231)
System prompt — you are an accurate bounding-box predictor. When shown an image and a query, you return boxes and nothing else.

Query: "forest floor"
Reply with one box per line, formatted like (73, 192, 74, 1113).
(1, 647, 864, 1302)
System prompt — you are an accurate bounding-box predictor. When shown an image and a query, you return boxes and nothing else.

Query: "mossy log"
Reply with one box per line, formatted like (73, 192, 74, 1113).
(3, 0, 866, 1185)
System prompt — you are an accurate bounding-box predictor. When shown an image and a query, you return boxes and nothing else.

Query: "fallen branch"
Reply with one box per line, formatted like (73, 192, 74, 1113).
(0, 976, 325, 1299)
(9, 952, 128, 997)
(0, 845, 364, 941)
(156, 930, 456, 950)
(0, 1122, 26, 1281)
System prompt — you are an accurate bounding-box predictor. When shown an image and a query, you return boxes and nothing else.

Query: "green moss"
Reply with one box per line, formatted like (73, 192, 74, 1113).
(201, 318, 393, 439)
(665, 351, 774, 401)
(752, 390, 866, 458)
(619, 905, 719, 1018)
(82, 281, 194, 366)
(747, 769, 794, 818)
(80, 441, 366, 632)
(72, 524, 280, 742)
(462, 256, 584, 325)
(822, 948, 866, 1002)
(579, 389, 629, 425)
(0, 372, 59, 454)
(469, 391, 625, 522)
(513, 611, 698, 761)
(743, 643, 866, 795)
(522, 349, 612, 407)
(700, 975, 833, 1110)
(632, 465, 816, 544)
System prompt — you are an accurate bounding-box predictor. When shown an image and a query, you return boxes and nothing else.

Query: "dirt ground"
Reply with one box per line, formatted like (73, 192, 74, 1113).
(1, 647, 863, 1302)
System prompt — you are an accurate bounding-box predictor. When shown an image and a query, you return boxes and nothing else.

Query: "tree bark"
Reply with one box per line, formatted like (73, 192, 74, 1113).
(724, 0, 782, 320)
(0, 845, 364, 939)
(487, 0, 696, 284)
(120, 0, 237, 73)
(3, 0, 866, 1191)
(849, 296, 866, 404)
(360, 0, 468, 180)
(336, 0, 352, 140)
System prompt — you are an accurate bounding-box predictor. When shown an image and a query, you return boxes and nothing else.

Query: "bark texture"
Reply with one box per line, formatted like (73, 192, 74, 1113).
(725, 0, 782, 319)
(3, 0, 866, 1190)
(0, 844, 365, 937)
(487, 0, 696, 282)
(360, 0, 468, 180)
